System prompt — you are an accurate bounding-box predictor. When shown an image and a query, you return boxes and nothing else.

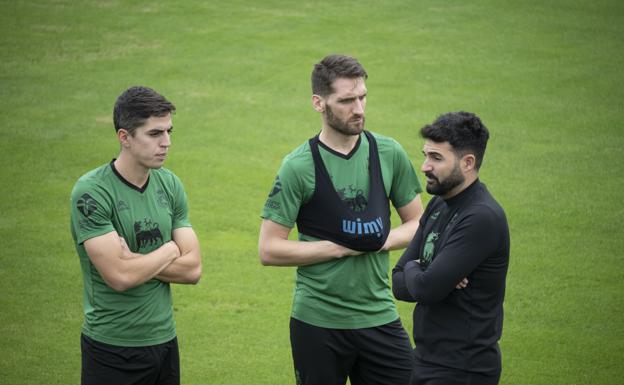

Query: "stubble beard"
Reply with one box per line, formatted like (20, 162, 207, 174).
(425, 162, 465, 196)
(325, 105, 364, 136)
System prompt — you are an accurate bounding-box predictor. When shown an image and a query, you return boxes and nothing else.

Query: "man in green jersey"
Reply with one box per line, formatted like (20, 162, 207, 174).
(259, 54, 424, 385)
(70, 86, 202, 385)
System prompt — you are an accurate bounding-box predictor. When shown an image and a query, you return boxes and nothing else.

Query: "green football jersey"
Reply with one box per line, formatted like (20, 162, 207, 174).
(262, 131, 422, 329)
(70, 161, 191, 347)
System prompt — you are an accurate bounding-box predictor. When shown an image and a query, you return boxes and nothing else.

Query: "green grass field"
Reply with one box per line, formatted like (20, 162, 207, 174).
(1, 0, 623, 384)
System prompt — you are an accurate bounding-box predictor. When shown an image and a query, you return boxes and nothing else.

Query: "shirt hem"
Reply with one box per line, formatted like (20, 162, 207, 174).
(291, 311, 400, 330)
(81, 328, 177, 347)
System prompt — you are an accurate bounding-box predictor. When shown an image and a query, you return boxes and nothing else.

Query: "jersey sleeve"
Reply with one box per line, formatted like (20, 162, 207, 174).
(70, 180, 115, 245)
(389, 139, 422, 208)
(170, 174, 191, 229)
(261, 158, 305, 229)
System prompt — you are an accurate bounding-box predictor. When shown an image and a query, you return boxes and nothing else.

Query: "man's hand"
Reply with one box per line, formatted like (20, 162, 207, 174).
(455, 277, 469, 289)
(118, 237, 136, 259)
(414, 258, 468, 289)
(118, 237, 181, 261)
(155, 228, 201, 284)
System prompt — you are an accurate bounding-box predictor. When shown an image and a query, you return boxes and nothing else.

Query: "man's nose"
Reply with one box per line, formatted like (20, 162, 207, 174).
(353, 99, 364, 115)
(421, 160, 432, 172)
(162, 132, 171, 146)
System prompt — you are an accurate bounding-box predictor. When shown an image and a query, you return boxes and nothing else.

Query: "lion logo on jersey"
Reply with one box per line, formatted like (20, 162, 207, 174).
(134, 218, 163, 249)
(337, 185, 368, 212)
(422, 232, 439, 268)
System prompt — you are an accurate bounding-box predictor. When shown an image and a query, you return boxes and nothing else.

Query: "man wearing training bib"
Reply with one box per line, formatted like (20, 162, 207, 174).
(70, 86, 202, 385)
(259, 54, 424, 385)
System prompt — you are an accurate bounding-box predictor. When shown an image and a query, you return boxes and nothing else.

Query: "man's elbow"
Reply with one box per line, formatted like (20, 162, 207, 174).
(392, 285, 411, 302)
(259, 252, 275, 266)
(186, 264, 202, 284)
(408, 287, 447, 305)
(258, 243, 276, 266)
(105, 274, 136, 292)
(392, 277, 417, 302)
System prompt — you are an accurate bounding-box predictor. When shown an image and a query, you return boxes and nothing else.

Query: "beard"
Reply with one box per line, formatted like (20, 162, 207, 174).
(325, 105, 365, 136)
(425, 162, 465, 196)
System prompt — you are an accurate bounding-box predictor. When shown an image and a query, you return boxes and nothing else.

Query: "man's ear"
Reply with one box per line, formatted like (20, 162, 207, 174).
(312, 94, 325, 113)
(462, 153, 476, 172)
(117, 129, 131, 147)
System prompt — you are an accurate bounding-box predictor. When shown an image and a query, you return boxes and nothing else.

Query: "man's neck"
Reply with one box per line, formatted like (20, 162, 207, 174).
(442, 174, 478, 200)
(318, 127, 361, 155)
(113, 153, 150, 188)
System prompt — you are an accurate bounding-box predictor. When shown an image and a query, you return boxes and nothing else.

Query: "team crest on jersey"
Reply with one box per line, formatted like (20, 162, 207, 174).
(77, 193, 97, 217)
(117, 200, 130, 211)
(156, 189, 169, 208)
(134, 218, 163, 249)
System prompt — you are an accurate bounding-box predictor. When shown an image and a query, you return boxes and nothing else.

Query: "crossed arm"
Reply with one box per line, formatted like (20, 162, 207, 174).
(156, 227, 202, 284)
(258, 219, 362, 266)
(84, 227, 201, 292)
(392, 213, 495, 304)
(258, 196, 424, 267)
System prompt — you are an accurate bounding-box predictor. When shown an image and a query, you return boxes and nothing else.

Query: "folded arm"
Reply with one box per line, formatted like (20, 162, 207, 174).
(84, 231, 180, 292)
(258, 219, 362, 267)
(393, 211, 498, 304)
(155, 227, 202, 284)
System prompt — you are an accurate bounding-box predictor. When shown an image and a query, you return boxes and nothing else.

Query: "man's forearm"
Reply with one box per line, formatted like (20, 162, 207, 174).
(259, 238, 359, 267)
(156, 250, 201, 283)
(392, 267, 417, 302)
(382, 218, 420, 251)
(157, 227, 202, 284)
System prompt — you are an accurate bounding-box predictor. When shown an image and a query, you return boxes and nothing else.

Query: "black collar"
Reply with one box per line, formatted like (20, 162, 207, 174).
(317, 133, 363, 160)
(110, 159, 150, 193)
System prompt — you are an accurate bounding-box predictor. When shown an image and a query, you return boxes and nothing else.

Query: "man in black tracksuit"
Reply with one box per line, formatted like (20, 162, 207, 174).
(393, 111, 510, 385)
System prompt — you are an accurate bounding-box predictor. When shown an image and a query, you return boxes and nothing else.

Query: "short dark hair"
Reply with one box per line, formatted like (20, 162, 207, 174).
(113, 86, 175, 134)
(311, 54, 368, 97)
(420, 111, 490, 169)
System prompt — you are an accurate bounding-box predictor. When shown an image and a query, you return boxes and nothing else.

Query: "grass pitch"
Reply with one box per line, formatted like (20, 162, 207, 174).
(1, 1, 623, 384)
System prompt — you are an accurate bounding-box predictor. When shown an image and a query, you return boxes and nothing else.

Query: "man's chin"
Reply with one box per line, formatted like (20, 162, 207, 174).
(148, 160, 165, 169)
(426, 183, 440, 195)
(348, 124, 364, 135)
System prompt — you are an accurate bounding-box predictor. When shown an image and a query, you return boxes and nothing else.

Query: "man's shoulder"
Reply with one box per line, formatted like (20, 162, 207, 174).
(368, 131, 402, 148)
(281, 140, 313, 170)
(368, 131, 409, 160)
(148, 167, 187, 197)
(475, 184, 507, 219)
(151, 166, 181, 182)
(73, 163, 113, 190)
(453, 184, 508, 229)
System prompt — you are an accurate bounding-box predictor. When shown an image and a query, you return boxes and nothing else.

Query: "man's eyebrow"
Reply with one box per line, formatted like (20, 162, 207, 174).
(337, 92, 367, 102)
(147, 126, 172, 132)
